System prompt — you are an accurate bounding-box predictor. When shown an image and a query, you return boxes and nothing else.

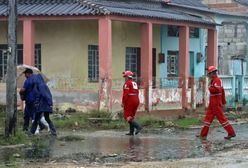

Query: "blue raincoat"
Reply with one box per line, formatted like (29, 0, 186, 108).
(34, 74, 53, 113)
(23, 74, 40, 120)
(23, 74, 38, 104)
(28, 74, 57, 135)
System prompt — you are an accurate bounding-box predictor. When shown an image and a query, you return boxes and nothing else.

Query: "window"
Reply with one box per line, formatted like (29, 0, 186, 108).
(35, 44, 42, 70)
(0, 46, 8, 80)
(189, 28, 199, 38)
(167, 51, 179, 77)
(88, 45, 99, 82)
(125, 47, 156, 87)
(168, 26, 179, 37)
(0, 44, 41, 81)
(125, 47, 140, 79)
(168, 26, 199, 38)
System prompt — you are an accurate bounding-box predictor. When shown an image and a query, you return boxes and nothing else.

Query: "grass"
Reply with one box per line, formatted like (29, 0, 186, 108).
(53, 111, 173, 130)
(0, 109, 5, 128)
(137, 115, 203, 128)
(53, 111, 127, 130)
(173, 117, 202, 128)
(0, 130, 28, 146)
(137, 115, 166, 128)
(1, 108, 237, 139)
(1, 108, 204, 134)
(53, 112, 87, 129)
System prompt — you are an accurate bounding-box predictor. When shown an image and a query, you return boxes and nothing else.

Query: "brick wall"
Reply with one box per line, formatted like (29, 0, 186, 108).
(218, 24, 247, 75)
(202, 0, 248, 14)
(202, 0, 234, 4)
(202, 0, 248, 75)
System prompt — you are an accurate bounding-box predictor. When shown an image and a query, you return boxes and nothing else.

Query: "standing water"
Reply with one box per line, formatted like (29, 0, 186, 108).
(1, 123, 248, 164)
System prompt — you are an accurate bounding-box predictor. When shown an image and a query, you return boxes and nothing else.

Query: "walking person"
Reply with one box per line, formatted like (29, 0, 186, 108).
(20, 68, 56, 136)
(122, 71, 142, 136)
(29, 73, 57, 136)
(197, 66, 236, 140)
(19, 68, 47, 132)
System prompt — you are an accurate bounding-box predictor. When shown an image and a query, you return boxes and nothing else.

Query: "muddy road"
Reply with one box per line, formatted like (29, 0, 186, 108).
(1, 122, 248, 167)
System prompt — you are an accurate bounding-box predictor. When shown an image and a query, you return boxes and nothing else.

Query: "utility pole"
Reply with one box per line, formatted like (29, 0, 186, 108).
(5, 0, 17, 137)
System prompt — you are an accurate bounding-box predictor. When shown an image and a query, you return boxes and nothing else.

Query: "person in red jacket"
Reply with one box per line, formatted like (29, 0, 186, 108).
(197, 66, 236, 140)
(122, 70, 142, 136)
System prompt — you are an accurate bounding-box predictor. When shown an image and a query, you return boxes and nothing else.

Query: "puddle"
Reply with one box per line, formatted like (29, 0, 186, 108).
(1, 123, 248, 164)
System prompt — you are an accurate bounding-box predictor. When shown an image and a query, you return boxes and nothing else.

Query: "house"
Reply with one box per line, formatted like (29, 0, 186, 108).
(202, 0, 248, 105)
(0, 0, 230, 113)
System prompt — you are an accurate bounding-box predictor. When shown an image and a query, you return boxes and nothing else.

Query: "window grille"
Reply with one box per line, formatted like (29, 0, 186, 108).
(125, 47, 140, 78)
(0, 44, 41, 81)
(88, 45, 99, 82)
(167, 51, 179, 77)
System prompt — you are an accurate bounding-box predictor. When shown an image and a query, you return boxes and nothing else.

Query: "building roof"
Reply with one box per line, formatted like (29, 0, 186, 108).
(235, 0, 248, 7)
(164, 0, 248, 17)
(166, 0, 208, 8)
(81, 0, 215, 24)
(0, 0, 217, 25)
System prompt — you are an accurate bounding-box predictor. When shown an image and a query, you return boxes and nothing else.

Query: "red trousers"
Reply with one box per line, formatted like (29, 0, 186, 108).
(123, 96, 139, 122)
(200, 104, 235, 137)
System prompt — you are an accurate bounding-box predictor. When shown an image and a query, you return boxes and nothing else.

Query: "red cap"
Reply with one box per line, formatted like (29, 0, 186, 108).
(122, 70, 134, 78)
(207, 66, 217, 74)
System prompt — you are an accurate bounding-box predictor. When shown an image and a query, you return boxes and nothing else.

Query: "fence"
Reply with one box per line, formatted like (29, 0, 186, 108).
(0, 75, 247, 112)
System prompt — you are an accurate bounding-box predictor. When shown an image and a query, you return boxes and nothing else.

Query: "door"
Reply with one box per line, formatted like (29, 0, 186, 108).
(189, 51, 194, 76)
(235, 75, 243, 103)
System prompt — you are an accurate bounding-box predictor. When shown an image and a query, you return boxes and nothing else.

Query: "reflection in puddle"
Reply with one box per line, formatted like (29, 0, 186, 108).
(124, 137, 142, 162)
(25, 136, 56, 159)
(1, 123, 247, 164)
(0, 132, 208, 164)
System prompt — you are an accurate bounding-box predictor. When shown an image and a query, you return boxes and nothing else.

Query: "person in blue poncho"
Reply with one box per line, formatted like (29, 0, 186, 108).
(20, 68, 57, 136)
(19, 68, 46, 132)
(30, 73, 57, 136)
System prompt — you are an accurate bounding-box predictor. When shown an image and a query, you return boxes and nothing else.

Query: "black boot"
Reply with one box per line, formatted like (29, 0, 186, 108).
(126, 122, 134, 136)
(131, 120, 142, 135)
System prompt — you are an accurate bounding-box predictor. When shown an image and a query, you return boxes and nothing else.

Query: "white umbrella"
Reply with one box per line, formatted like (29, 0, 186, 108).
(16, 64, 49, 88)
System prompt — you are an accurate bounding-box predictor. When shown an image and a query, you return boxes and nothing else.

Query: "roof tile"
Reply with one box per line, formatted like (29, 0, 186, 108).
(0, 0, 225, 25)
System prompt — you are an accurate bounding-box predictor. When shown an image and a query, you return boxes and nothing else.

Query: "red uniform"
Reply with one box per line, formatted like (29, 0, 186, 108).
(122, 79, 139, 122)
(200, 75, 236, 138)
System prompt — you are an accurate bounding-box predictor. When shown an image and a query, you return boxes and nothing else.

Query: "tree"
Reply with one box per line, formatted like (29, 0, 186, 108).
(5, 0, 17, 137)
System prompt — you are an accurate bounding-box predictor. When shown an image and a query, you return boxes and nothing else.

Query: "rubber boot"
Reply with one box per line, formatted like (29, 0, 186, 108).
(126, 122, 134, 136)
(224, 124, 236, 140)
(131, 120, 142, 135)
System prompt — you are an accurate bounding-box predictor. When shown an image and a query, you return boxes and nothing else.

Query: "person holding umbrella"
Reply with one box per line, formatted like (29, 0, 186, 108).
(29, 73, 57, 136)
(19, 68, 56, 136)
(19, 68, 46, 132)
(122, 70, 142, 136)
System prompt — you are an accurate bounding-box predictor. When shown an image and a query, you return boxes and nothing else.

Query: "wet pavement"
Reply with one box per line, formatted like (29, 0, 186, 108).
(1, 122, 248, 166)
